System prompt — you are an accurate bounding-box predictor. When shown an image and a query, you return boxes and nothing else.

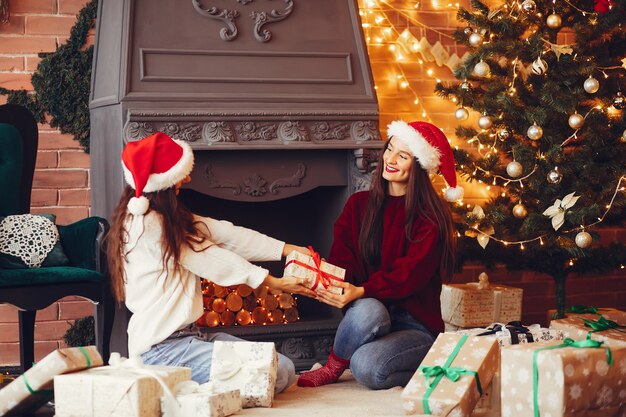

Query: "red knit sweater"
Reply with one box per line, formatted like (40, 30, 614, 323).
(329, 191, 444, 336)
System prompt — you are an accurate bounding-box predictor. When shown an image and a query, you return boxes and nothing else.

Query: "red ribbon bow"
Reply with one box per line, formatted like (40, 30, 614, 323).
(285, 247, 343, 291)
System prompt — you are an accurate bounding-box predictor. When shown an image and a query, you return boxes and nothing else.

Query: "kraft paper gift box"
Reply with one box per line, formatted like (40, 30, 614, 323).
(549, 314, 626, 347)
(501, 339, 626, 417)
(452, 322, 564, 347)
(440, 281, 523, 328)
(284, 249, 345, 295)
(209, 340, 277, 408)
(53, 353, 191, 417)
(0, 346, 102, 417)
(401, 333, 499, 416)
(471, 372, 500, 417)
(547, 306, 626, 324)
(161, 381, 241, 417)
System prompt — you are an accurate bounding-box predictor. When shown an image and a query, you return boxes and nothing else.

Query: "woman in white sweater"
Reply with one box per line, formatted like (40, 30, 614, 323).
(105, 132, 316, 392)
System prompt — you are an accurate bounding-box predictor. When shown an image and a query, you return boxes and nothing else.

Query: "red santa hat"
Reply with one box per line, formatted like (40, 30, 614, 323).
(387, 120, 463, 202)
(121, 132, 194, 215)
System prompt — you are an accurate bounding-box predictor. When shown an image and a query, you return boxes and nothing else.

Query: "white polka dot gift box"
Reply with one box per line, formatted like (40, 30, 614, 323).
(401, 333, 499, 416)
(500, 339, 626, 417)
(549, 314, 626, 348)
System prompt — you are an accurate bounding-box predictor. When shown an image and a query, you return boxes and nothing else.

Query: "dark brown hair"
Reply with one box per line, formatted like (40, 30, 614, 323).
(358, 139, 457, 281)
(105, 186, 210, 303)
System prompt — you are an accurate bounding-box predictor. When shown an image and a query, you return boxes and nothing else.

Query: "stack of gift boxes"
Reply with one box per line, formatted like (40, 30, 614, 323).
(402, 272, 626, 417)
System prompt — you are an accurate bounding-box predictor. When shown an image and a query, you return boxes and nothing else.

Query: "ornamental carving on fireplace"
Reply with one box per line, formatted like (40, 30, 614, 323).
(235, 122, 278, 141)
(277, 121, 309, 142)
(311, 122, 350, 141)
(205, 163, 307, 197)
(192, 0, 294, 43)
(204, 121, 235, 143)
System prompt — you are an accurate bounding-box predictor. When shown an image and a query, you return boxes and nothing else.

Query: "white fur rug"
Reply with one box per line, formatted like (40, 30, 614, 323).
(238, 369, 408, 417)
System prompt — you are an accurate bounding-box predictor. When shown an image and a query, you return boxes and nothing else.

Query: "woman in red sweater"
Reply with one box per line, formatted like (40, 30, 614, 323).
(298, 121, 461, 389)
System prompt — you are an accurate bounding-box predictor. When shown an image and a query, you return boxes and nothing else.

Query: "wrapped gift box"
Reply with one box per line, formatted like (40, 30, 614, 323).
(549, 314, 626, 347)
(501, 340, 626, 417)
(161, 381, 241, 417)
(0, 346, 103, 417)
(440, 280, 523, 328)
(401, 333, 499, 416)
(54, 354, 190, 417)
(547, 306, 626, 324)
(209, 340, 277, 408)
(471, 372, 500, 417)
(451, 322, 564, 347)
(284, 249, 345, 295)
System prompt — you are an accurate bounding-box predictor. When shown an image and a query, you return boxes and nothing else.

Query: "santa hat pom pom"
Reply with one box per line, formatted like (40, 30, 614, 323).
(444, 186, 464, 202)
(128, 196, 149, 215)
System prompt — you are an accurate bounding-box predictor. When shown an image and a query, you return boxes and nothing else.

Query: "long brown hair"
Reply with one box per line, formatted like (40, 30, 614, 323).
(105, 186, 210, 303)
(358, 139, 457, 281)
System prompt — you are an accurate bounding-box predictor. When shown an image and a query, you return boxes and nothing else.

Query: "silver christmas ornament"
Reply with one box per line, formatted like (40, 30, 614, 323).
(469, 32, 483, 47)
(512, 203, 528, 219)
(455, 107, 469, 121)
(497, 128, 511, 141)
(478, 114, 493, 129)
(575, 231, 592, 248)
(506, 161, 523, 178)
(583, 76, 600, 94)
(521, 0, 537, 13)
(464, 27, 474, 36)
(527, 123, 543, 140)
(613, 92, 626, 110)
(568, 113, 584, 129)
(474, 61, 490, 77)
(546, 167, 563, 184)
(546, 13, 562, 28)
(531, 57, 548, 75)
(460, 81, 473, 92)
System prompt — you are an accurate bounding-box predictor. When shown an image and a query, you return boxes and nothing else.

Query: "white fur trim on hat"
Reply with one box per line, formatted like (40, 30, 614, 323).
(387, 121, 441, 172)
(122, 139, 194, 193)
(128, 196, 149, 215)
(444, 186, 464, 202)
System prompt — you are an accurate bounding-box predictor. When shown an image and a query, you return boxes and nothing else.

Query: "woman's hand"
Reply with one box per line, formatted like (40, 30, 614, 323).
(263, 274, 317, 298)
(282, 243, 310, 257)
(316, 281, 364, 309)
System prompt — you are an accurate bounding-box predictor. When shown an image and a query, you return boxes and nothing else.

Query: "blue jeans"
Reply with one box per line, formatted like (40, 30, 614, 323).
(141, 331, 296, 394)
(333, 298, 436, 390)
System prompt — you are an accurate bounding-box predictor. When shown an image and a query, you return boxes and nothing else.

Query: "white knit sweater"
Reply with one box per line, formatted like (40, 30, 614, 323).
(123, 212, 284, 357)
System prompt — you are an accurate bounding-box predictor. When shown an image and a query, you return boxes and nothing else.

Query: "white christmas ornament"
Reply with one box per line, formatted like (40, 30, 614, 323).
(478, 114, 493, 129)
(531, 57, 548, 75)
(543, 192, 580, 230)
(575, 231, 592, 248)
(622, 129, 626, 142)
(568, 113, 584, 129)
(477, 234, 490, 249)
(547, 167, 563, 184)
(522, 0, 537, 13)
(469, 32, 483, 47)
(583, 76, 600, 94)
(506, 161, 523, 178)
(474, 61, 490, 77)
(455, 107, 469, 121)
(527, 123, 543, 140)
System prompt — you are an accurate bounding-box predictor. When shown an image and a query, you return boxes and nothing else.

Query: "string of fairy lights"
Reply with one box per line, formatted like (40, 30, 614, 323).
(358, 0, 625, 261)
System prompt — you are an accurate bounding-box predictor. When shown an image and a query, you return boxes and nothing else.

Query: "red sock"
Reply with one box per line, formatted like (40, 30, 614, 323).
(297, 350, 349, 388)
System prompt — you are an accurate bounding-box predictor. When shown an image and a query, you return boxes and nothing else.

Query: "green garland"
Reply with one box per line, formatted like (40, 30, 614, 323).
(62, 316, 95, 347)
(0, 0, 97, 152)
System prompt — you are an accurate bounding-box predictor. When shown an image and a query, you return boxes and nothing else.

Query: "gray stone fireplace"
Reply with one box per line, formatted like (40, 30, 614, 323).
(89, 0, 383, 370)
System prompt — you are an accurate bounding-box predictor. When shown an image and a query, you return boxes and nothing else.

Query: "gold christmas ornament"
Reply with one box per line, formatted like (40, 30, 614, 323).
(568, 113, 584, 129)
(463, 26, 474, 36)
(546, 167, 563, 184)
(527, 123, 543, 140)
(478, 114, 493, 129)
(583, 76, 600, 94)
(531, 57, 548, 75)
(497, 127, 511, 141)
(474, 61, 490, 77)
(512, 203, 528, 219)
(546, 13, 562, 29)
(460, 81, 473, 92)
(455, 107, 469, 121)
(521, 0, 537, 13)
(506, 161, 523, 178)
(575, 231, 592, 248)
(469, 32, 483, 47)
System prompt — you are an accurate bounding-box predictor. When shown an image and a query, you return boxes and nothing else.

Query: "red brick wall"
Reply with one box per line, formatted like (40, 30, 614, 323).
(0, 0, 93, 365)
(0, 0, 624, 366)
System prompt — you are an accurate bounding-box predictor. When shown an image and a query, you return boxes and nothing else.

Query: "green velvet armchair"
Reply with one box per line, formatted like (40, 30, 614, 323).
(0, 104, 114, 372)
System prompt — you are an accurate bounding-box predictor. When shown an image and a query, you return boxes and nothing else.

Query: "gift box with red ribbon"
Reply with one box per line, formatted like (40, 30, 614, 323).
(284, 247, 345, 295)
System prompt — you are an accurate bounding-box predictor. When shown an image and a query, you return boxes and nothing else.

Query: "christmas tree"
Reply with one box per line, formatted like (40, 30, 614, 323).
(436, 0, 626, 318)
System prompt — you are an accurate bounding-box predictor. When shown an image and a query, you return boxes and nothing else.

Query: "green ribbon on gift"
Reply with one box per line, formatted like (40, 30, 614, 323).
(532, 338, 612, 417)
(21, 346, 93, 396)
(418, 334, 483, 415)
(552, 305, 606, 320)
(580, 316, 626, 339)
